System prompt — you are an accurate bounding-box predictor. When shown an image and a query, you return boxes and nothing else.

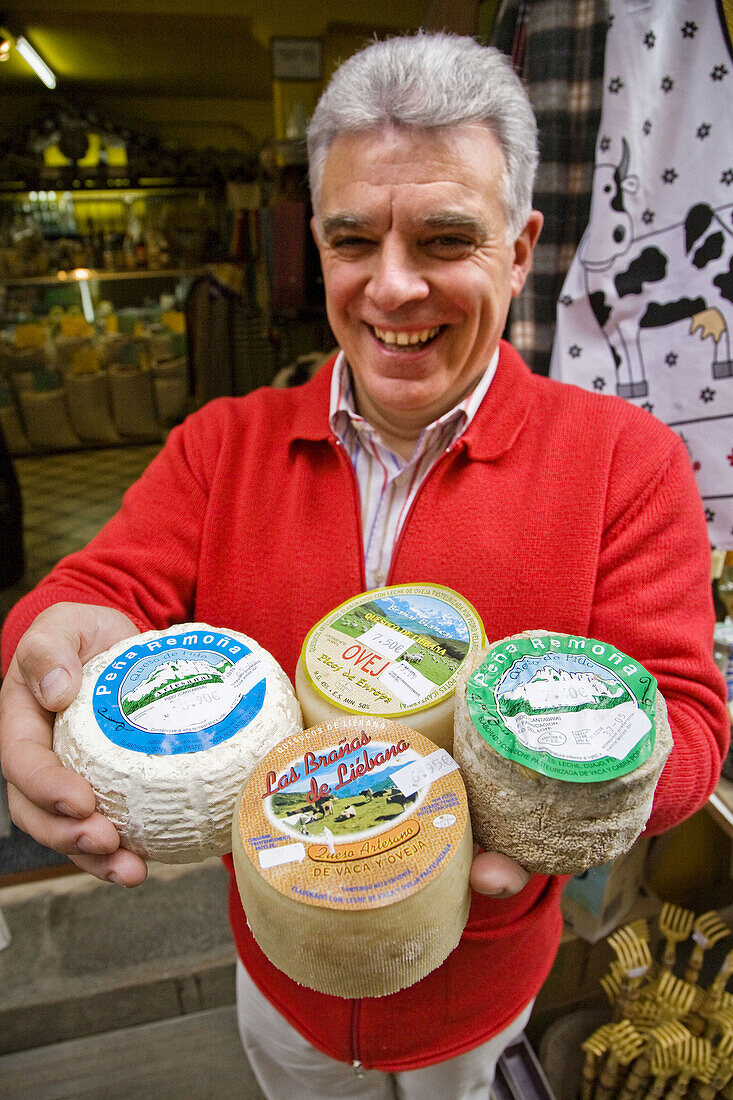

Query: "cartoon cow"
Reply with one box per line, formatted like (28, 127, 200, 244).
(578, 139, 733, 397)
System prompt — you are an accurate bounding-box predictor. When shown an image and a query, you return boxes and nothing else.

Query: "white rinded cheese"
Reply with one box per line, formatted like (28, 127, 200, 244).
(232, 715, 472, 997)
(295, 584, 485, 753)
(453, 630, 673, 876)
(53, 623, 302, 863)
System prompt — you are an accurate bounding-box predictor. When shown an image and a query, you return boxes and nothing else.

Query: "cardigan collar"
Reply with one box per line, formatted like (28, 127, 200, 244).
(288, 339, 536, 463)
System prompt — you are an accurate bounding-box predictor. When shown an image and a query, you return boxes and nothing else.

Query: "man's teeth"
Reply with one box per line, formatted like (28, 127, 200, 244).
(373, 326, 441, 347)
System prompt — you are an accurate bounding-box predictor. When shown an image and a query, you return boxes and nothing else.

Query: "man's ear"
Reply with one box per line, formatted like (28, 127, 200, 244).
(510, 210, 543, 298)
(310, 215, 321, 247)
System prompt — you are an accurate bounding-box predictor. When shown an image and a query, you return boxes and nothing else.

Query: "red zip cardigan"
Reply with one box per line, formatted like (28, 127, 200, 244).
(2, 342, 728, 1070)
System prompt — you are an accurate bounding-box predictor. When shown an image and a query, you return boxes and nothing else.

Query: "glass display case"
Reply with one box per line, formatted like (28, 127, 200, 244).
(0, 187, 210, 454)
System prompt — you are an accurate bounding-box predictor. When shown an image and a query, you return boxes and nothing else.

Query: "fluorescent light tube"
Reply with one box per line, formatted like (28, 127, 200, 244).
(77, 276, 95, 323)
(16, 35, 56, 89)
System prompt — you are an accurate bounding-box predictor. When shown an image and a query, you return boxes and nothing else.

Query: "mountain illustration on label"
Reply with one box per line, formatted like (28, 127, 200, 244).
(371, 594, 471, 643)
(497, 664, 628, 717)
(121, 658, 232, 717)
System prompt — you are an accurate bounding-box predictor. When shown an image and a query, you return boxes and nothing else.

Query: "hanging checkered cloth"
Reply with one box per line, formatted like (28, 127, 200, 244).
(492, 0, 610, 376)
(549, 1, 733, 548)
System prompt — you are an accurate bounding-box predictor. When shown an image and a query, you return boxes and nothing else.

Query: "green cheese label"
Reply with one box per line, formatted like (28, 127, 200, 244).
(466, 634, 657, 783)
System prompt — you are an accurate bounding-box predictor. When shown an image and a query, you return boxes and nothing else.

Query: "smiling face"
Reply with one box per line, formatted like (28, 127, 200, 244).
(312, 124, 542, 454)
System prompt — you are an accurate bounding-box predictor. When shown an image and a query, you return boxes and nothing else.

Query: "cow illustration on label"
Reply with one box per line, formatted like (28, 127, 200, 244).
(579, 139, 733, 399)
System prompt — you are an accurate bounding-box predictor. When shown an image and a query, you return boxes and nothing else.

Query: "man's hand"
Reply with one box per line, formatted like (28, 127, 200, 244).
(0, 602, 148, 887)
(470, 847, 531, 898)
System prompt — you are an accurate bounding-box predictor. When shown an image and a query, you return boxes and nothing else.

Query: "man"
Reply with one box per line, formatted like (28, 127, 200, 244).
(0, 33, 728, 1099)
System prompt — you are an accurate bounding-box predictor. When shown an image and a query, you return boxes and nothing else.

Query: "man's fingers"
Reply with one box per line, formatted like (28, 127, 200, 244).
(470, 849, 531, 898)
(69, 848, 149, 888)
(6, 743, 97, 819)
(7, 782, 148, 886)
(6, 780, 120, 855)
(13, 603, 138, 711)
(14, 612, 83, 711)
(0, 602, 147, 887)
(0, 660, 96, 816)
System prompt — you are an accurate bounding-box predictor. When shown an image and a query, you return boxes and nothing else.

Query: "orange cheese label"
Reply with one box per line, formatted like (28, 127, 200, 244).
(236, 717, 468, 910)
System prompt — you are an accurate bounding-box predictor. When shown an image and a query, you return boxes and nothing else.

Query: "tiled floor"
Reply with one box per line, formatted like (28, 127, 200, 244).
(0, 443, 163, 624)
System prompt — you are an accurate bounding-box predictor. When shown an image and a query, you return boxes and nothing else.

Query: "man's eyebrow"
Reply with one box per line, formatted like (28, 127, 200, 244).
(319, 210, 490, 237)
(418, 212, 489, 235)
(321, 213, 375, 236)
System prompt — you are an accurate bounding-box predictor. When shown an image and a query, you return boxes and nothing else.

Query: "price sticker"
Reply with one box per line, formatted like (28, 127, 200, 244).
(259, 842, 306, 869)
(391, 749, 459, 797)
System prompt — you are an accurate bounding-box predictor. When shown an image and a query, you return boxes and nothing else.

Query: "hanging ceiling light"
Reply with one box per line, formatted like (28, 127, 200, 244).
(15, 35, 56, 89)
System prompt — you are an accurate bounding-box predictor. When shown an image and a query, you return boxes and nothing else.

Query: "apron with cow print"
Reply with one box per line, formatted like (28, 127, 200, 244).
(550, 0, 733, 548)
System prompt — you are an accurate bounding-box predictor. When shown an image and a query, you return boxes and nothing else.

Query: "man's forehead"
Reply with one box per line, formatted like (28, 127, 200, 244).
(316, 124, 506, 227)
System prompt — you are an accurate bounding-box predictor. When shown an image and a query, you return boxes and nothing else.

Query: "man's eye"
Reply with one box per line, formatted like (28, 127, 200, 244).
(426, 236, 473, 253)
(331, 236, 373, 251)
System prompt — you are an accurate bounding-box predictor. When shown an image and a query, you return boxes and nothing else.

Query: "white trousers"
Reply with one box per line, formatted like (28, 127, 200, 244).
(236, 960, 534, 1100)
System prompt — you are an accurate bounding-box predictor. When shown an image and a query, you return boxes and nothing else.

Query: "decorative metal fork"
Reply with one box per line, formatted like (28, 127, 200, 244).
(652, 969, 703, 1023)
(580, 1023, 616, 1100)
(658, 903, 695, 971)
(616, 1020, 693, 1100)
(607, 925, 654, 1021)
(684, 912, 731, 986)
(664, 1036, 715, 1099)
(593, 1020, 645, 1100)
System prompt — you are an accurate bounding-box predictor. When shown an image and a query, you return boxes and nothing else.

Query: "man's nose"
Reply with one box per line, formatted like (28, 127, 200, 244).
(365, 237, 430, 312)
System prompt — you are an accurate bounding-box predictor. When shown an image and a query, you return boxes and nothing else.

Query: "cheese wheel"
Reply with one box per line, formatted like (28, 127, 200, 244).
(53, 623, 302, 863)
(232, 716, 472, 997)
(295, 584, 485, 753)
(453, 630, 673, 876)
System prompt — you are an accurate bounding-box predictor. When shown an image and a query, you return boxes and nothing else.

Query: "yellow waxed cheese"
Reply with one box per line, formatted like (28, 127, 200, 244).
(295, 584, 485, 753)
(232, 715, 472, 997)
(53, 623, 302, 863)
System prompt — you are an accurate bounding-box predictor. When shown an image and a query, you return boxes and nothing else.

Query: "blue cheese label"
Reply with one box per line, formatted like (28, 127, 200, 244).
(300, 584, 485, 717)
(466, 634, 657, 782)
(92, 629, 267, 754)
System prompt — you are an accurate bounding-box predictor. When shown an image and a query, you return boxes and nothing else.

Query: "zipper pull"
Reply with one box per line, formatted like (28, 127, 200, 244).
(352, 1060, 365, 1078)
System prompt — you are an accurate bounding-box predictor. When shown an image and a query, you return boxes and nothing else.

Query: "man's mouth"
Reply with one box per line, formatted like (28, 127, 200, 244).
(371, 325, 443, 350)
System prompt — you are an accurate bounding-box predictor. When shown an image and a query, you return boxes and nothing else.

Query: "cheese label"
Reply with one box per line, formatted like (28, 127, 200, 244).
(300, 584, 484, 718)
(466, 634, 657, 782)
(91, 629, 267, 754)
(236, 718, 469, 910)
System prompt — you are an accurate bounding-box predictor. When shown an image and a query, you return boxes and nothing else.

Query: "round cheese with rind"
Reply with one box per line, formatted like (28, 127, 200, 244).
(295, 583, 485, 752)
(53, 623, 302, 863)
(453, 630, 673, 875)
(232, 715, 472, 997)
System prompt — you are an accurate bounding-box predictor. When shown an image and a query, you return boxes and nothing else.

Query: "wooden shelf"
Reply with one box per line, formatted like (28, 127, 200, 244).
(1, 268, 204, 288)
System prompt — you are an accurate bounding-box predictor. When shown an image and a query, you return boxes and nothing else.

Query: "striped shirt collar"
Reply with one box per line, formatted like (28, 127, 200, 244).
(328, 348, 499, 457)
(328, 349, 499, 589)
